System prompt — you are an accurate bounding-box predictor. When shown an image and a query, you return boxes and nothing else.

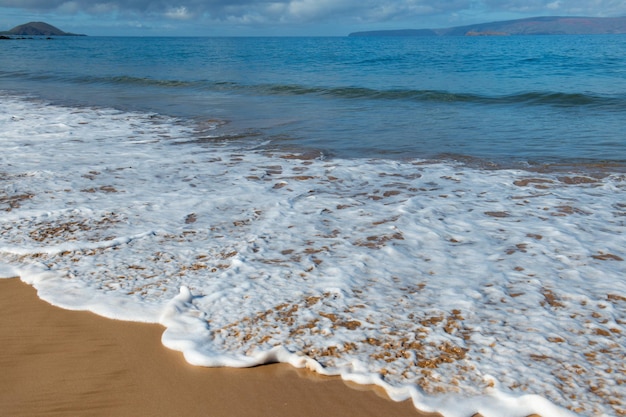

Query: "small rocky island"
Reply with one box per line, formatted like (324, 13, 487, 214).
(0, 22, 86, 38)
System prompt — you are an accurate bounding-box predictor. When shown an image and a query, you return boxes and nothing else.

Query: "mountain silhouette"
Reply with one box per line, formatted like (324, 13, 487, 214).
(1, 22, 85, 36)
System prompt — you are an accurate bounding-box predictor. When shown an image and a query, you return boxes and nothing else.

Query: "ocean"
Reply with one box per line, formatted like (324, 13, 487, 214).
(1, 35, 625, 417)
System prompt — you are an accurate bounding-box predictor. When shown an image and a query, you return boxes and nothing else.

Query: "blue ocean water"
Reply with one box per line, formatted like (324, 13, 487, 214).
(1, 35, 626, 166)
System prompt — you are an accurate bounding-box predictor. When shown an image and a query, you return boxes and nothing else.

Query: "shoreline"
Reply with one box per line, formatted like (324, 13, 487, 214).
(0, 278, 440, 417)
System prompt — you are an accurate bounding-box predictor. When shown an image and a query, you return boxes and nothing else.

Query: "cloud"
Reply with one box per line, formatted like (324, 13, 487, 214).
(1, 0, 626, 26)
(165, 6, 193, 20)
(480, 0, 626, 17)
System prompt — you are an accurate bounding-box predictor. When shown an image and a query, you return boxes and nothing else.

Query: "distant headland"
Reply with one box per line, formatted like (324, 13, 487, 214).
(0, 22, 86, 38)
(349, 16, 626, 37)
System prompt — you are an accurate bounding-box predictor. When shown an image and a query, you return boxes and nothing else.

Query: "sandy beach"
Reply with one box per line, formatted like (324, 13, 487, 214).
(0, 278, 441, 417)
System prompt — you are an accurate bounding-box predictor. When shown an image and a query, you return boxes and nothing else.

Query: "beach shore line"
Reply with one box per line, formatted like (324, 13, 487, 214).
(0, 278, 442, 417)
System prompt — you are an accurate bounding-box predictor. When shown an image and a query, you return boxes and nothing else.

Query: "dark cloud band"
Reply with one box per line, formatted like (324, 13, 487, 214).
(1, 0, 624, 24)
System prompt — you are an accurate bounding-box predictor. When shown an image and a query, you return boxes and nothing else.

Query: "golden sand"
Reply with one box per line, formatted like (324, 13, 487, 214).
(0, 278, 440, 417)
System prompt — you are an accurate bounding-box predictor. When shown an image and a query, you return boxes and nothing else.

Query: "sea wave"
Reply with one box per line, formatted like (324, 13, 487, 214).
(3, 69, 624, 109)
(97, 76, 626, 108)
(258, 84, 623, 108)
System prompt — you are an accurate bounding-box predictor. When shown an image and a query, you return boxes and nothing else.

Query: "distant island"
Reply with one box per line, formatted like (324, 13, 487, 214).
(349, 16, 626, 37)
(0, 22, 86, 37)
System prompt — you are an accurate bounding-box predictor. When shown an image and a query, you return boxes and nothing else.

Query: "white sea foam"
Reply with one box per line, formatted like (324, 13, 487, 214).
(1, 93, 624, 417)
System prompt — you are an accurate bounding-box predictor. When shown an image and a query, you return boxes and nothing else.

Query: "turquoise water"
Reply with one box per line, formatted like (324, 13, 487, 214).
(2, 35, 626, 165)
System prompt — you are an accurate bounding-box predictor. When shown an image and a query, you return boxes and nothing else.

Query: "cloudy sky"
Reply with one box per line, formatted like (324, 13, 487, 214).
(1, 0, 625, 36)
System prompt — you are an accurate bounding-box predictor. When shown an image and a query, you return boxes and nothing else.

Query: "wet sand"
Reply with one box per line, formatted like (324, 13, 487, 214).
(0, 278, 440, 417)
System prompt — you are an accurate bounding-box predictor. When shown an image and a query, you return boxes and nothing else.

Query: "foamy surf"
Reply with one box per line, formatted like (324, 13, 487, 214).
(1, 93, 624, 416)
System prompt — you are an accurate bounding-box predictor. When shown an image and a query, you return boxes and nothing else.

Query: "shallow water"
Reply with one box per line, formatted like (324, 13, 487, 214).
(1, 93, 625, 416)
